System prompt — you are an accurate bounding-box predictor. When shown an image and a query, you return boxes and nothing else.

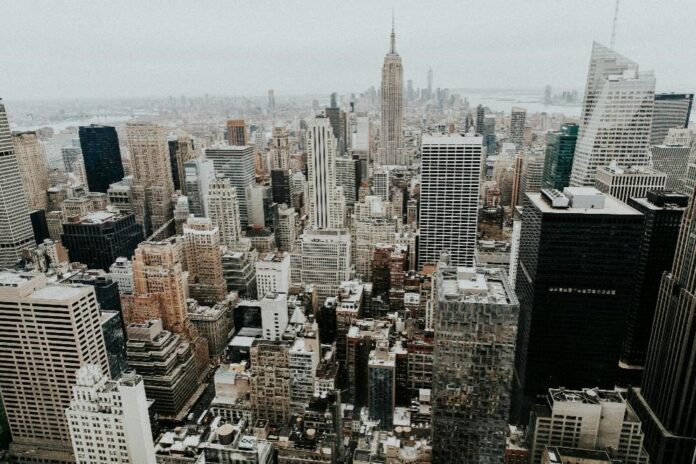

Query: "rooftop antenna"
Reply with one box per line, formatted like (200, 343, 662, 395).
(610, 0, 620, 49)
(390, 9, 396, 53)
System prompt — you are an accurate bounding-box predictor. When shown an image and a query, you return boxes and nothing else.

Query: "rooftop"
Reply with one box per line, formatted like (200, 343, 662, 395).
(549, 387, 624, 405)
(529, 190, 640, 216)
(438, 266, 515, 305)
(422, 133, 483, 145)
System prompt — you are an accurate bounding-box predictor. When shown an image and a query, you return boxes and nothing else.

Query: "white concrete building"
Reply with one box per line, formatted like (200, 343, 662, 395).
(298, 229, 352, 304)
(66, 365, 156, 464)
(255, 252, 290, 299)
(595, 163, 667, 202)
(275, 204, 297, 252)
(260, 292, 289, 341)
(289, 335, 320, 412)
(418, 134, 483, 269)
(109, 257, 134, 294)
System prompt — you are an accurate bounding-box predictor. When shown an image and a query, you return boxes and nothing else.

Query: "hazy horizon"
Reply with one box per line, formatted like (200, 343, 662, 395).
(2, 0, 695, 100)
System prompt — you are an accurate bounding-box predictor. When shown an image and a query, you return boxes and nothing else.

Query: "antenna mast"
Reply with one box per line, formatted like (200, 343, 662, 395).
(610, 0, 620, 49)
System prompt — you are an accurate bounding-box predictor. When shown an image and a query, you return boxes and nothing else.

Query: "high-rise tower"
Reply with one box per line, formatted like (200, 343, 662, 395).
(126, 123, 175, 238)
(418, 134, 483, 269)
(78, 125, 125, 193)
(306, 115, 343, 229)
(570, 43, 655, 187)
(629, 187, 696, 462)
(378, 19, 404, 166)
(12, 131, 49, 211)
(0, 101, 34, 267)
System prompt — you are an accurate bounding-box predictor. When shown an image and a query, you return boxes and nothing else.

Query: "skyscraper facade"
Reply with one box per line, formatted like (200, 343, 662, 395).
(78, 124, 125, 193)
(510, 107, 527, 149)
(126, 122, 175, 237)
(570, 43, 655, 187)
(0, 271, 109, 463)
(206, 176, 242, 250)
(431, 265, 518, 463)
(513, 188, 643, 422)
(378, 23, 404, 166)
(226, 119, 247, 146)
(418, 134, 482, 269)
(168, 135, 197, 192)
(619, 192, 687, 386)
(0, 101, 35, 267)
(205, 145, 255, 229)
(183, 158, 215, 217)
(306, 116, 341, 229)
(12, 131, 49, 211)
(649, 93, 693, 145)
(61, 210, 143, 271)
(542, 123, 579, 190)
(183, 217, 227, 305)
(629, 184, 696, 463)
(270, 126, 289, 170)
(66, 365, 157, 464)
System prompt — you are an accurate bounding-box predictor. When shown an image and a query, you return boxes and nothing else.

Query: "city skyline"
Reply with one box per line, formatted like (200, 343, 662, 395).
(2, 0, 696, 100)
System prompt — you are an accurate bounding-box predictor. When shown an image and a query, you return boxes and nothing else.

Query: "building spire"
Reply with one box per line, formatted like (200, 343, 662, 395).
(390, 10, 396, 53)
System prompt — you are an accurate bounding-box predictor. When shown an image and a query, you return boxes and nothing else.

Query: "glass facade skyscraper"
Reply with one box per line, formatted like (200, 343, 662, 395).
(542, 123, 578, 190)
(78, 124, 125, 193)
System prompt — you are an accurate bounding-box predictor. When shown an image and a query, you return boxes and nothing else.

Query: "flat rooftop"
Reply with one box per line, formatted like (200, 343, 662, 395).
(438, 266, 515, 305)
(422, 133, 483, 145)
(528, 191, 641, 216)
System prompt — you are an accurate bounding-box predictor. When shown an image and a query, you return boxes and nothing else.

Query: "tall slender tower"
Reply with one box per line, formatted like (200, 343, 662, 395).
(378, 18, 404, 166)
(0, 101, 34, 267)
(126, 123, 175, 237)
(569, 43, 655, 187)
(629, 191, 696, 463)
(306, 115, 341, 229)
(12, 131, 49, 211)
(206, 176, 242, 250)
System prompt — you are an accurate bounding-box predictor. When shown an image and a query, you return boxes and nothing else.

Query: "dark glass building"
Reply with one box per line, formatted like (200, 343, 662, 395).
(101, 310, 128, 380)
(619, 191, 687, 386)
(271, 169, 291, 206)
(29, 209, 50, 244)
(61, 210, 143, 271)
(512, 188, 643, 423)
(78, 125, 125, 193)
(629, 189, 696, 463)
(542, 123, 578, 190)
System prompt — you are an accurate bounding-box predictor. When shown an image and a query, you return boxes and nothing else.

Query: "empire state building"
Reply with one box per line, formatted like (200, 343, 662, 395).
(378, 21, 404, 166)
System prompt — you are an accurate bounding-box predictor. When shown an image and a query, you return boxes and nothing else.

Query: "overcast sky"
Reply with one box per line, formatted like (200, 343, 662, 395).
(2, 0, 695, 100)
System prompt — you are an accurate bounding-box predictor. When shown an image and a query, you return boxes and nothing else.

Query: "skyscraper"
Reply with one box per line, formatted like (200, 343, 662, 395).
(0, 271, 109, 462)
(595, 164, 667, 202)
(66, 365, 157, 464)
(0, 101, 34, 267)
(61, 209, 143, 271)
(297, 229, 351, 304)
(431, 265, 518, 463)
(570, 43, 655, 187)
(168, 135, 197, 192)
(619, 191, 687, 386)
(542, 123, 579, 190)
(629, 182, 696, 462)
(183, 217, 227, 305)
(78, 124, 125, 193)
(650, 93, 693, 145)
(205, 145, 255, 228)
(513, 188, 643, 422)
(418, 134, 483, 269)
(12, 131, 49, 211)
(270, 126, 289, 170)
(126, 122, 175, 237)
(306, 115, 341, 229)
(326, 93, 348, 155)
(510, 107, 527, 149)
(650, 128, 694, 193)
(183, 157, 215, 217)
(121, 239, 210, 378)
(206, 176, 242, 250)
(226, 119, 247, 146)
(378, 20, 404, 166)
